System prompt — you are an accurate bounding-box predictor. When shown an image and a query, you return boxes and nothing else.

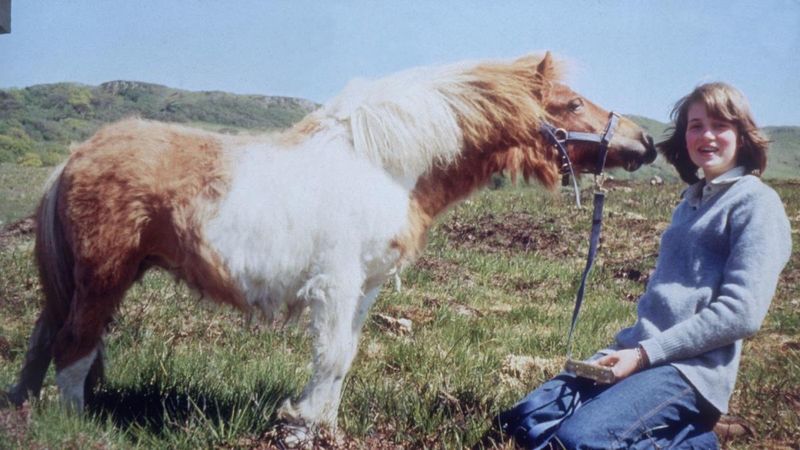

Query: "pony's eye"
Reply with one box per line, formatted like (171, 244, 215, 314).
(568, 98, 584, 112)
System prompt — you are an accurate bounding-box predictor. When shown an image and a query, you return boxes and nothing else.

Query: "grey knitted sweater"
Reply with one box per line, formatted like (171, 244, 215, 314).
(611, 169, 792, 413)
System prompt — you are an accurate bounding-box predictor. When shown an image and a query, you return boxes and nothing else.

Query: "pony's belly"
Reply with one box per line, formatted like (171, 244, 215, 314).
(240, 276, 307, 322)
(214, 238, 402, 323)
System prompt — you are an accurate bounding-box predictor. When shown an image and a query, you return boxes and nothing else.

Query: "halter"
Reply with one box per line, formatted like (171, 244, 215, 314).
(539, 112, 620, 207)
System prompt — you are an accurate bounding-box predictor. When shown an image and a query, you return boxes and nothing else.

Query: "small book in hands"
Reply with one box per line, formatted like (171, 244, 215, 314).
(565, 359, 616, 384)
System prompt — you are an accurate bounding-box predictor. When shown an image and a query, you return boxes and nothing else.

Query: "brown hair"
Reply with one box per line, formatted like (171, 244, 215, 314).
(657, 82, 769, 184)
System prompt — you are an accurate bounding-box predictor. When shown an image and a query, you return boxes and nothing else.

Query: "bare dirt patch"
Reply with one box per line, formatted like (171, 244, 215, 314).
(0, 216, 34, 250)
(439, 212, 572, 257)
(412, 254, 467, 283)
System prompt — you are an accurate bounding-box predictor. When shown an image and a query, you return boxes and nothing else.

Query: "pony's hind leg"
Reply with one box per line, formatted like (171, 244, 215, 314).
(55, 347, 98, 411)
(83, 342, 106, 404)
(53, 288, 121, 411)
(3, 311, 58, 406)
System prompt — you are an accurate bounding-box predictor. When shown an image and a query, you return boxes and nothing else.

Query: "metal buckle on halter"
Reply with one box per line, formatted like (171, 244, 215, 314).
(554, 128, 572, 186)
(539, 112, 619, 207)
(553, 128, 569, 142)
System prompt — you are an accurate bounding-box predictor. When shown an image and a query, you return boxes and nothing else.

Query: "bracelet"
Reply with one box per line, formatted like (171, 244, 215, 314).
(635, 345, 650, 371)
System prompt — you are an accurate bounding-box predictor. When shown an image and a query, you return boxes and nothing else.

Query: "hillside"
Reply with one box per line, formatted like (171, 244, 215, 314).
(762, 126, 800, 179)
(0, 82, 797, 180)
(0, 81, 317, 165)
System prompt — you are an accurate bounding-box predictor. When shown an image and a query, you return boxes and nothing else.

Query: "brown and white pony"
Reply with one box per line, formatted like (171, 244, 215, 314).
(4, 52, 655, 432)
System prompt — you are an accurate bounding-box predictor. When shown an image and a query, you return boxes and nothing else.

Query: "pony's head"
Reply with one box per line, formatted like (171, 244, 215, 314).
(452, 52, 657, 188)
(532, 53, 657, 180)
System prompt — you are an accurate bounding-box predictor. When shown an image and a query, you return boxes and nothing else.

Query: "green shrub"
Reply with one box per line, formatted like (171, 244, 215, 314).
(0, 134, 35, 163)
(17, 152, 43, 167)
(40, 150, 65, 166)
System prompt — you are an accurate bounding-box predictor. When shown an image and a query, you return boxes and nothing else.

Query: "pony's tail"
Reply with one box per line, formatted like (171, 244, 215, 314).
(35, 162, 75, 325)
(2, 163, 73, 407)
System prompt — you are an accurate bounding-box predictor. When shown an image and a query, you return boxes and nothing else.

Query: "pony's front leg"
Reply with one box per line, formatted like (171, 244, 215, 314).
(279, 280, 381, 432)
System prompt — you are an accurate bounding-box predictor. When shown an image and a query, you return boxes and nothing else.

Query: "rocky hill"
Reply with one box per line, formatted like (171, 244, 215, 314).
(0, 81, 317, 165)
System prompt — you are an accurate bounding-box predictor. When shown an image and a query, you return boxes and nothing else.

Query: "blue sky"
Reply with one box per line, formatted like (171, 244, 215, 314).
(1, 0, 799, 126)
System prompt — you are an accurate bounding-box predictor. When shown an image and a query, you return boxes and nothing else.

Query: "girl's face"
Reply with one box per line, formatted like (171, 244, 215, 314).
(685, 102, 739, 181)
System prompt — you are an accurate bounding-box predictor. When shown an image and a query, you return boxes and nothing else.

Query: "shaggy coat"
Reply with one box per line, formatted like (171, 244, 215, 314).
(5, 52, 655, 429)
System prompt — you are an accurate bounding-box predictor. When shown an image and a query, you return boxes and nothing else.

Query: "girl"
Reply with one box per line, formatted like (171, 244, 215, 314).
(494, 82, 792, 449)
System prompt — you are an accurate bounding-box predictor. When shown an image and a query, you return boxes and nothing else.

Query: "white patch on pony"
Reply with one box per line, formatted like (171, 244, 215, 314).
(319, 60, 490, 180)
(205, 134, 409, 323)
(55, 348, 98, 411)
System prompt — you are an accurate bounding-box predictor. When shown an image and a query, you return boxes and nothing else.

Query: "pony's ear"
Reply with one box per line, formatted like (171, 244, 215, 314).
(532, 51, 556, 102)
(535, 51, 558, 81)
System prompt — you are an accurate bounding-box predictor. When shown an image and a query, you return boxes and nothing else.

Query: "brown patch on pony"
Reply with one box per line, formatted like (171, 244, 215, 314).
(456, 54, 562, 165)
(392, 54, 563, 263)
(393, 144, 559, 263)
(391, 199, 433, 265)
(413, 53, 564, 218)
(51, 120, 244, 368)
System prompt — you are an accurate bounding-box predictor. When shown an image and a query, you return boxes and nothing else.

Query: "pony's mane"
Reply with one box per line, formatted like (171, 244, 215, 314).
(292, 53, 564, 179)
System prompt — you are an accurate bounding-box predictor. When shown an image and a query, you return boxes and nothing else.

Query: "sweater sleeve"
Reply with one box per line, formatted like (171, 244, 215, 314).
(640, 188, 792, 365)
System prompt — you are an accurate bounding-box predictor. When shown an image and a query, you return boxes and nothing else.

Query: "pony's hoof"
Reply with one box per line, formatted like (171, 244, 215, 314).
(274, 400, 313, 448)
(277, 421, 314, 449)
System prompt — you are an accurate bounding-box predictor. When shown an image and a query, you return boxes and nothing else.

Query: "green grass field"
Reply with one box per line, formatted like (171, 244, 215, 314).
(0, 164, 798, 449)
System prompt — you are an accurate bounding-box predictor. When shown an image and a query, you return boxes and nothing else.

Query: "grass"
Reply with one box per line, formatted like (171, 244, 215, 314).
(0, 163, 51, 226)
(0, 163, 798, 448)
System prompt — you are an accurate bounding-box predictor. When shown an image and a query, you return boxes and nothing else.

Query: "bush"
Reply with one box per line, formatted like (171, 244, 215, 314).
(17, 152, 43, 167)
(41, 150, 65, 166)
(0, 134, 35, 163)
(67, 87, 93, 116)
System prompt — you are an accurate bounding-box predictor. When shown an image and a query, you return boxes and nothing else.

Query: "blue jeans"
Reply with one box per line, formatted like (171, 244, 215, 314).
(496, 365, 720, 449)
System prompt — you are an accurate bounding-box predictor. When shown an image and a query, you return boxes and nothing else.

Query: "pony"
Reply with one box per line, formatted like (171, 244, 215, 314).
(3, 52, 656, 435)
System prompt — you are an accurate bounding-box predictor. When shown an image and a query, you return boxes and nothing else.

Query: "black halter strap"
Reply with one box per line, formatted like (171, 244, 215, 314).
(539, 112, 620, 177)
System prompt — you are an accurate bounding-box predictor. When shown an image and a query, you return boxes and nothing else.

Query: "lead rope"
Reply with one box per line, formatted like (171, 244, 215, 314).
(565, 177, 605, 360)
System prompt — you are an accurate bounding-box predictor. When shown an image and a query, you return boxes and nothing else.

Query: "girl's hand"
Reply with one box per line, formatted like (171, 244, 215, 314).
(595, 348, 644, 381)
